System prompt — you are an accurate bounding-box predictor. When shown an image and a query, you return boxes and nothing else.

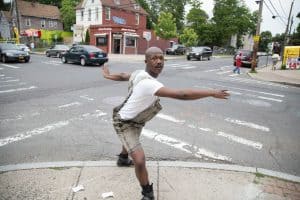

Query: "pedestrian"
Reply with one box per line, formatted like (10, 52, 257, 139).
(102, 46, 230, 200)
(233, 52, 242, 74)
(271, 53, 280, 70)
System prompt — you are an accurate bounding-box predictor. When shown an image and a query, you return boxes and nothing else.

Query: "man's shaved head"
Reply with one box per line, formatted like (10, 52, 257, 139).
(145, 47, 163, 59)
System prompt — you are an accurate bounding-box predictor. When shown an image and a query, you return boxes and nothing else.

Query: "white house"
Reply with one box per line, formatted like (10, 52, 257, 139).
(73, 0, 103, 43)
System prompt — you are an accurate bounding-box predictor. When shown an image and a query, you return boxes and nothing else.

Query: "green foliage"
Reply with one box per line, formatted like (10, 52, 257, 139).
(179, 28, 198, 47)
(85, 30, 90, 44)
(259, 31, 272, 52)
(212, 0, 256, 47)
(60, 0, 77, 31)
(154, 12, 177, 40)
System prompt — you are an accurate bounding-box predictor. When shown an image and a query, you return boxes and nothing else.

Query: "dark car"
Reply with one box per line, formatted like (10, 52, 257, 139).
(61, 45, 108, 66)
(46, 44, 70, 58)
(0, 43, 30, 63)
(233, 49, 254, 67)
(165, 44, 186, 55)
(186, 46, 212, 61)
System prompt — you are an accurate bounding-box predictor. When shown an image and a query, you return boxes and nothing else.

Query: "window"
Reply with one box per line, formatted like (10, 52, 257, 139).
(49, 21, 54, 27)
(25, 18, 31, 26)
(126, 37, 136, 47)
(135, 13, 139, 25)
(88, 9, 91, 21)
(41, 19, 46, 28)
(105, 7, 110, 20)
(81, 10, 84, 21)
(96, 7, 99, 21)
(134, 4, 140, 10)
(96, 36, 108, 46)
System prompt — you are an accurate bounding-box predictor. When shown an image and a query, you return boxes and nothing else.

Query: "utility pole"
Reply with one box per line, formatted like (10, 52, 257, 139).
(251, 0, 263, 73)
(281, 0, 294, 66)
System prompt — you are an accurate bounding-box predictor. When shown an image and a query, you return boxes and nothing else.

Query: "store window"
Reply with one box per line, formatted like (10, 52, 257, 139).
(96, 36, 108, 46)
(105, 7, 110, 20)
(126, 37, 136, 47)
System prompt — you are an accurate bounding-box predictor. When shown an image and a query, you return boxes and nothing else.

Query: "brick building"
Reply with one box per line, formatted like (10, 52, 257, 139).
(75, 0, 177, 54)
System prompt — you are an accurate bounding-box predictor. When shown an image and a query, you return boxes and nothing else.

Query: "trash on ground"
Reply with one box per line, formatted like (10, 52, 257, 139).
(101, 191, 114, 199)
(72, 185, 84, 192)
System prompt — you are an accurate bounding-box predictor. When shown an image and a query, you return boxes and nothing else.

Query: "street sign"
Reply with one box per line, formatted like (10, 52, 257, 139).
(143, 31, 151, 41)
(254, 35, 260, 42)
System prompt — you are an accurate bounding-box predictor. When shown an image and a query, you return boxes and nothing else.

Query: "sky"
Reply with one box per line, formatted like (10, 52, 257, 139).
(195, 0, 300, 36)
(4, 0, 299, 36)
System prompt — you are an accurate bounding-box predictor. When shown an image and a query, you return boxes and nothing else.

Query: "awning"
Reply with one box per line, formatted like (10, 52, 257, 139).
(124, 32, 139, 37)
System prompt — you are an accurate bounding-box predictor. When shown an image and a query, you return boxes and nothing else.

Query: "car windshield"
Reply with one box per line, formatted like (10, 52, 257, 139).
(0, 43, 19, 50)
(192, 47, 204, 51)
(84, 45, 102, 52)
(55, 45, 69, 50)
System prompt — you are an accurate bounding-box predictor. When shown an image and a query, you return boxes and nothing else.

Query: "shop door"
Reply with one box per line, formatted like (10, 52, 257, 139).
(113, 39, 121, 54)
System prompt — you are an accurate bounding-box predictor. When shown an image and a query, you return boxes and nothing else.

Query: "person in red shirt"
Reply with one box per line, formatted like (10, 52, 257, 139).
(233, 53, 242, 74)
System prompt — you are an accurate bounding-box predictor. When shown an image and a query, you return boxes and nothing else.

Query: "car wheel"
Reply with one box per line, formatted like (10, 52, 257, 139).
(46, 52, 50, 57)
(187, 56, 190, 60)
(61, 56, 67, 63)
(80, 58, 86, 66)
(25, 58, 30, 63)
(208, 56, 211, 60)
(199, 55, 203, 61)
(2, 55, 7, 63)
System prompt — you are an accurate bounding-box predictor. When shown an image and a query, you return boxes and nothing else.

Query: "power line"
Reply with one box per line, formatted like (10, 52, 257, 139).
(264, 0, 286, 26)
(265, 0, 286, 25)
(277, 0, 288, 18)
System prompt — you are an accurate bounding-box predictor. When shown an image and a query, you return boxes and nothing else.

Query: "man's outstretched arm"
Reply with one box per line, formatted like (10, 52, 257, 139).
(102, 64, 131, 81)
(155, 87, 230, 100)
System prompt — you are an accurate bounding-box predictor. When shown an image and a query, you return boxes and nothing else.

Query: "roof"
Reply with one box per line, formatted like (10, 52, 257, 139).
(16, 0, 60, 19)
(76, 0, 147, 15)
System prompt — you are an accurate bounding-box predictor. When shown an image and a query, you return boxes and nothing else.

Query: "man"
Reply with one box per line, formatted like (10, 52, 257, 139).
(102, 47, 229, 200)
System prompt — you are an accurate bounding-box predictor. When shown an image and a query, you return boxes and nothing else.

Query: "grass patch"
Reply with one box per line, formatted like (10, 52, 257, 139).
(255, 172, 265, 178)
(49, 167, 66, 171)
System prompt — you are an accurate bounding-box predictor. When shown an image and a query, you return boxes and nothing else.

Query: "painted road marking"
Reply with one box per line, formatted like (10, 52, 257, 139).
(142, 129, 232, 162)
(157, 113, 185, 123)
(80, 95, 94, 101)
(0, 86, 37, 94)
(1, 64, 20, 69)
(217, 70, 232, 75)
(212, 83, 285, 98)
(156, 113, 264, 150)
(229, 74, 239, 77)
(58, 102, 81, 109)
(225, 118, 270, 132)
(0, 82, 26, 88)
(204, 69, 219, 72)
(0, 79, 20, 83)
(0, 110, 107, 147)
(227, 90, 283, 103)
(225, 77, 288, 88)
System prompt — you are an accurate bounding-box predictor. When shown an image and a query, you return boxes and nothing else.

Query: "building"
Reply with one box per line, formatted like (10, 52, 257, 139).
(11, 0, 63, 41)
(74, 0, 177, 54)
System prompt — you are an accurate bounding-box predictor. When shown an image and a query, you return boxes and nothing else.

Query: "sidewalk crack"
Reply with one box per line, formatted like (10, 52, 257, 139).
(69, 167, 84, 200)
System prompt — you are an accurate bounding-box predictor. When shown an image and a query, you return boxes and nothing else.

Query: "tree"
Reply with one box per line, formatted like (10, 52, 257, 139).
(154, 12, 177, 40)
(160, 0, 188, 33)
(136, 0, 155, 29)
(212, 0, 256, 47)
(258, 31, 272, 52)
(179, 28, 198, 47)
(289, 12, 300, 45)
(85, 30, 90, 44)
(60, 0, 77, 31)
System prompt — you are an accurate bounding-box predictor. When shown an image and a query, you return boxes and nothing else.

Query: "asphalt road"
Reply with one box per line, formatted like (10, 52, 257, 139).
(0, 54, 299, 176)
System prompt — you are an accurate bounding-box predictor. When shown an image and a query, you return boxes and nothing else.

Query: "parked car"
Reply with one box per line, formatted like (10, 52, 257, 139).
(16, 44, 31, 53)
(61, 45, 108, 66)
(46, 44, 70, 58)
(165, 44, 186, 55)
(0, 43, 30, 63)
(233, 49, 255, 67)
(186, 46, 212, 61)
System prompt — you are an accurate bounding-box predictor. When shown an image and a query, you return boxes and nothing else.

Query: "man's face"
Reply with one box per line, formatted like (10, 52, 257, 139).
(145, 53, 164, 78)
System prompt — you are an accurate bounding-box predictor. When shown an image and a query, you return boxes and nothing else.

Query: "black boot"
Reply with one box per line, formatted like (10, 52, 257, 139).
(117, 153, 134, 167)
(141, 183, 154, 200)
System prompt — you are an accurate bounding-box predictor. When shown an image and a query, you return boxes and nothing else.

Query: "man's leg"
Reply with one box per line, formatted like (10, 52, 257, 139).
(131, 148, 154, 200)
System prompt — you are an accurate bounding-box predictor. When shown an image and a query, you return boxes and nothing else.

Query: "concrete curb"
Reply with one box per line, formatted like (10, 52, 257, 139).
(1, 161, 299, 183)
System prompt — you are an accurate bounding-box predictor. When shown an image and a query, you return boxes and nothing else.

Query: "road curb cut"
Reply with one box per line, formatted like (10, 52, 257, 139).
(1, 161, 299, 183)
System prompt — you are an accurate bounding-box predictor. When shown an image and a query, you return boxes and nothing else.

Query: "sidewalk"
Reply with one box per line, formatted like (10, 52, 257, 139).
(247, 63, 300, 87)
(0, 161, 299, 200)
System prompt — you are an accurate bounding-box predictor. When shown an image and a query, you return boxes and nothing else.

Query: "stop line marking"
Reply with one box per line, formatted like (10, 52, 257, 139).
(0, 86, 37, 94)
(0, 64, 20, 69)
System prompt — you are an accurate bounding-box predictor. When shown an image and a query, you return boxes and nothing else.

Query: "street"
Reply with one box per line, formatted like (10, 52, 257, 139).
(0, 54, 299, 177)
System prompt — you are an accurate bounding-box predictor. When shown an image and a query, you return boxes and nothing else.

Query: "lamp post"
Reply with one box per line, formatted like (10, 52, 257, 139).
(251, 0, 264, 73)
